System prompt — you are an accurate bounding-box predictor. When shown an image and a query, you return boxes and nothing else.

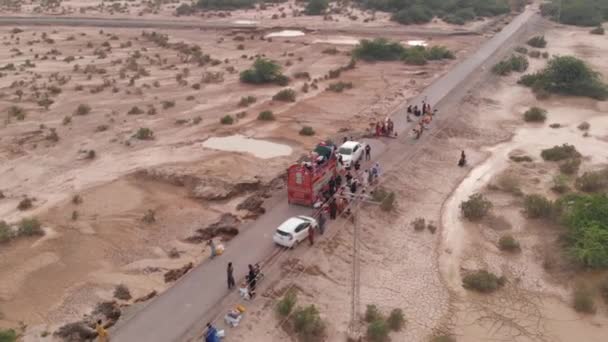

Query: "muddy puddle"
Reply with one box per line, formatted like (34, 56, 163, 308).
(313, 36, 359, 45)
(202, 134, 292, 159)
(265, 30, 305, 38)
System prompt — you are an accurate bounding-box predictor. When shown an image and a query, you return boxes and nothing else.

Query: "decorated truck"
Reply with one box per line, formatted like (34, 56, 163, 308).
(287, 142, 337, 207)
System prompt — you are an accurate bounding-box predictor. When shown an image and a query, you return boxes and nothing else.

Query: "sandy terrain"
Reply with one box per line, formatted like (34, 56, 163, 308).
(0, 10, 493, 338)
(222, 21, 608, 342)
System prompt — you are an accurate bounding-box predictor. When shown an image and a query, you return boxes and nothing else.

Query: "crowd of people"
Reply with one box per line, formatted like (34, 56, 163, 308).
(407, 100, 436, 140)
(374, 117, 395, 137)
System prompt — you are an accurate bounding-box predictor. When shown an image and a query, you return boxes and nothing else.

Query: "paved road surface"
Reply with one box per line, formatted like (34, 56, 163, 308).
(109, 7, 539, 342)
(0, 15, 477, 36)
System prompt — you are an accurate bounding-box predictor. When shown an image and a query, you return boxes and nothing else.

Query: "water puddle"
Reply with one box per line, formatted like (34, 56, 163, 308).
(313, 36, 360, 45)
(406, 40, 428, 47)
(233, 20, 257, 25)
(265, 30, 306, 38)
(202, 134, 292, 159)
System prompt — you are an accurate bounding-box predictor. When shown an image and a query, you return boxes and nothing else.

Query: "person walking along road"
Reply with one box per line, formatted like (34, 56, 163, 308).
(227, 262, 235, 290)
(318, 211, 326, 235)
(365, 144, 371, 161)
(207, 239, 216, 259)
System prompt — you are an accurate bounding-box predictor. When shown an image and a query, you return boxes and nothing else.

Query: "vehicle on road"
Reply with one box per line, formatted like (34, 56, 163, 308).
(287, 141, 337, 207)
(338, 141, 364, 168)
(273, 216, 318, 248)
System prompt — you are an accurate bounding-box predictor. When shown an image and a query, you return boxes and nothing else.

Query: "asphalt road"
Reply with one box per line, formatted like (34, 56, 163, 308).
(103, 7, 539, 342)
(0, 15, 478, 36)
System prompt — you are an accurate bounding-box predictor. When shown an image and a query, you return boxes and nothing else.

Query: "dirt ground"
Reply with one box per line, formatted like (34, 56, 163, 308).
(0, 7, 494, 338)
(224, 22, 608, 342)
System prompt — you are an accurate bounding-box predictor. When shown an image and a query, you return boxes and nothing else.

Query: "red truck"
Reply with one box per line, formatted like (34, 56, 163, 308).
(287, 142, 337, 207)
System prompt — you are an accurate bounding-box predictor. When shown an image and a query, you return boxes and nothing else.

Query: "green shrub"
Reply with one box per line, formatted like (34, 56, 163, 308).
(518, 56, 608, 100)
(365, 304, 383, 323)
(240, 58, 287, 85)
(305, 0, 328, 15)
(74, 103, 91, 115)
(523, 107, 547, 122)
(573, 287, 596, 313)
(220, 115, 234, 125)
(238, 95, 256, 107)
(387, 308, 405, 331)
(541, 144, 581, 161)
(176, 3, 195, 16)
(276, 290, 297, 317)
(524, 194, 554, 219)
(0, 329, 17, 342)
(272, 88, 296, 102)
(426, 46, 455, 60)
(559, 158, 581, 175)
(492, 54, 529, 75)
(0, 221, 12, 243)
(367, 319, 389, 342)
(134, 127, 154, 140)
(292, 305, 326, 342)
(326, 81, 353, 92)
(575, 168, 608, 192)
(392, 5, 433, 24)
(590, 26, 605, 34)
(460, 193, 492, 221)
(541, 0, 606, 27)
(299, 126, 315, 136)
(18, 218, 43, 236)
(257, 110, 275, 121)
(353, 38, 406, 61)
(527, 35, 547, 48)
(402, 47, 428, 65)
(462, 270, 506, 293)
(498, 235, 520, 252)
(557, 193, 608, 267)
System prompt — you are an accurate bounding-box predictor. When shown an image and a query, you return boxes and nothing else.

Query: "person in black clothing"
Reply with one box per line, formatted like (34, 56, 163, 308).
(227, 262, 235, 290)
(365, 144, 371, 161)
(350, 179, 357, 194)
(407, 105, 412, 114)
(343, 136, 348, 143)
(458, 150, 467, 167)
(247, 264, 257, 297)
(354, 160, 361, 171)
(328, 178, 336, 195)
(335, 174, 342, 188)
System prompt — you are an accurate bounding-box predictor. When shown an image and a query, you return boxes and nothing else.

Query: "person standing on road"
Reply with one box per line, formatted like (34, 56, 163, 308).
(329, 198, 337, 220)
(365, 144, 371, 161)
(207, 239, 216, 259)
(318, 211, 327, 235)
(247, 264, 257, 297)
(96, 320, 109, 342)
(227, 262, 235, 290)
(308, 224, 315, 246)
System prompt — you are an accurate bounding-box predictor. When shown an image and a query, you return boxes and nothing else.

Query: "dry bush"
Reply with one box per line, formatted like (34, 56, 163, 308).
(523, 107, 547, 122)
(551, 174, 570, 194)
(162, 100, 175, 109)
(523, 194, 554, 219)
(577, 121, 590, 131)
(299, 126, 315, 136)
(411, 217, 426, 231)
(367, 318, 389, 342)
(573, 286, 596, 314)
(257, 110, 275, 121)
(114, 284, 132, 300)
(460, 193, 492, 221)
(220, 115, 234, 125)
(18, 218, 43, 236)
(509, 155, 533, 162)
(498, 235, 520, 252)
(128, 106, 144, 115)
(17, 198, 33, 210)
(462, 270, 506, 293)
(74, 104, 91, 115)
(276, 289, 297, 317)
(142, 209, 156, 224)
(559, 157, 581, 175)
(292, 305, 326, 342)
(365, 304, 383, 323)
(387, 308, 405, 331)
(575, 168, 608, 192)
(272, 88, 296, 102)
(496, 173, 522, 195)
(238, 95, 257, 107)
(541, 144, 581, 161)
(133, 127, 154, 140)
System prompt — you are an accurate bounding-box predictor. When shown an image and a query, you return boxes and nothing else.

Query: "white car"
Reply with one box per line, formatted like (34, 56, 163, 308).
(338, 141, 364, 168)
(273, 216, 318, 248)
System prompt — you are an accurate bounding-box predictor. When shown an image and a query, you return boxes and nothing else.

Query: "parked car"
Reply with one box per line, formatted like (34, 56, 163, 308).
(338, 141, 364, 168)
(273, 216, 318, 248)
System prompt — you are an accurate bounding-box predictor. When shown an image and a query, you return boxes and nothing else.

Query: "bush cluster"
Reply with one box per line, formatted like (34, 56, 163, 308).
(462, 270, 506, 293)
(492, 54, 529, 75)
(357, 0, 511, 25)
(238, 95, 256, 107)
(523, 194, 555, 219)
(276, 290, 297, 317)
(460, 193, 492, 221)
(352, 39, 454, 64)
(575, 168, 608, 192)
(518, 56, 608, 100)
(523, 106, 547, 122)
(541, 0, 608, 27)
(527, 35, 547, 48)
(364, 305, 405, 342)
(540, 144, 581, 161)
(326, 81, 353, 93)
(272, 88, 296, 102)
(292, 305, 326, 341)
(240, 58, 288, 85)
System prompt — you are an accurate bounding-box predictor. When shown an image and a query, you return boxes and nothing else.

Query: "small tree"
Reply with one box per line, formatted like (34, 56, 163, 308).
(134, 127, 154, 140)
(18, 218, 43, 236)
(462, 270, 506, 293)
(523, 107, 547, 122)
(364, 304, 383, 323)
(367, 319, 389, 342)
(460, 193, 492, 221)
(292, 305, 326, 342)
(74, 104, 91, 115)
